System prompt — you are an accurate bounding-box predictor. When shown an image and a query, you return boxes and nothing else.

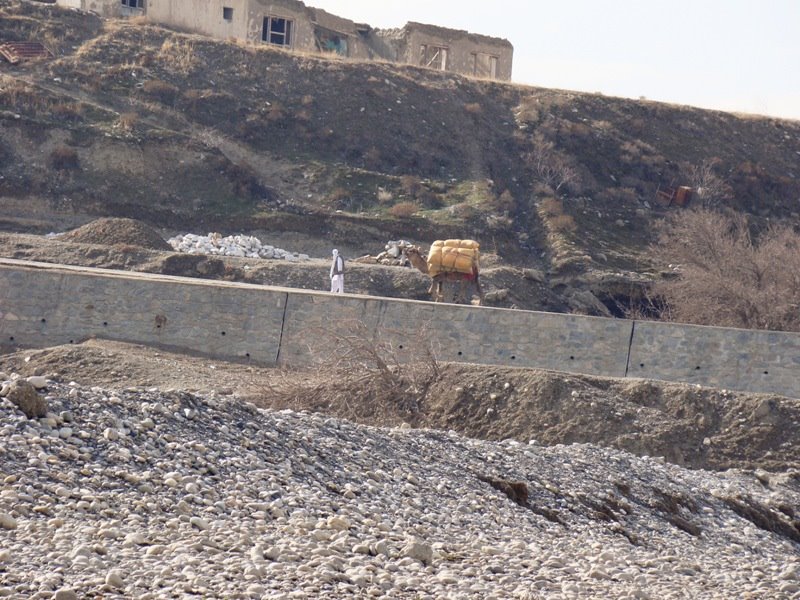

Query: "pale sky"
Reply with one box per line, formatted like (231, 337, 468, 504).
(309, 0, 800, 121)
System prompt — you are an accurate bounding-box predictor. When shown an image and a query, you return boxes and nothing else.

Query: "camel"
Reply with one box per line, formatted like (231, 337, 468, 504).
(405, 245, 483, 305)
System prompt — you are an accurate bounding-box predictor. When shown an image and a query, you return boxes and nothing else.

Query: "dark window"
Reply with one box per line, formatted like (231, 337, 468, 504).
(262, 16, 293, 47)
(419, 44, 448, 70)
(223, 7, 233, 21)
(121, 0, 143, 8)
(470, 52, 499, 79)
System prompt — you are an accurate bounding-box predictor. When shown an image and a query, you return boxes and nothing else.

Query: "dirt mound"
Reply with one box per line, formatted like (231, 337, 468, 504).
(60, 218, 171, 251)
(3, 339, 798, 473)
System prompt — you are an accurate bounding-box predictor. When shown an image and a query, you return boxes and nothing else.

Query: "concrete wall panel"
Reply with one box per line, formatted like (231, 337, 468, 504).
(3, 259, 800, 398)
(628, 320, 800, 397)
(0, 260, 286, 364)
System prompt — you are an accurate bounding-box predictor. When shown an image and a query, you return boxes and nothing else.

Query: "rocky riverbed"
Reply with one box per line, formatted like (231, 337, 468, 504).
(2, 374, 800, 599)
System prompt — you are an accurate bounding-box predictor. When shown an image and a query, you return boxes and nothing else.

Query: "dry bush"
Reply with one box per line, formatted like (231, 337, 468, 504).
(388, 201, 418, 218)
(549, 214, 577, 233)
(49, 146, 80, 171)
(596, 186, 639, 205)
(117, 112, 138, 131)
(293, 108, 312, 122)
(491, 189, 516, 214)
(514, 97, 540, 124)
(265, 102, 286, 122)
(540, 197, 564, 216)
(654, 209, 800, 331)
(687, 158, 733, 208)
(0, 79, 46, 114)
(50, 102, 84, 122)
(524, 133, 580, 194)
(142, 79, 179, 105)
(363, 146, 382, 170)
(399, 174, 422, 197)
(376, 188, 394, 203)
(463, 102, 482, 114)
(326, 187, 350, 207)
(260, 321, 440, 424)
(157, 37, 198, 74)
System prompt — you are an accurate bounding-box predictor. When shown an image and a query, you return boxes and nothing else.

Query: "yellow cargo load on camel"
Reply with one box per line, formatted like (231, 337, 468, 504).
(426, 239, 480, 278)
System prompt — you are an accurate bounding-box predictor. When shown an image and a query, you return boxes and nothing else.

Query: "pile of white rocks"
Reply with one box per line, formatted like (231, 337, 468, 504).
(2, 375, 800, 599)
(167, 233, 310, 261)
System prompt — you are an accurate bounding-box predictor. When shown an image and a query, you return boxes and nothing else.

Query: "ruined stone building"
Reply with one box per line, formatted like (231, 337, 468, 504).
(55, 0, 514, 80)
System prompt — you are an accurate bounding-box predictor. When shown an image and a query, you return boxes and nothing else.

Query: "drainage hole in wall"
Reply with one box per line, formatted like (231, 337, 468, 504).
(8, 337, 13, 342)
(398, 345, 403, 349)
(69, 340, 74, 344)
(569, 355, 575, 360)
(763, 370, 769, 375)
(221, 331, 226, 336)
(510, 355, 516, 360)
(640, 363, 645, 368)
(156, 324, 161, 329)
(40, 318, 46, 323)
(457, 351, 463, 356)
(695, 366, 701, 370)
(246, 353, 250, 358)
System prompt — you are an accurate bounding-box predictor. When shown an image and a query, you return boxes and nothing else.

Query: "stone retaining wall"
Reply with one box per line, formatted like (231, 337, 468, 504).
(2, 259, 799, 398)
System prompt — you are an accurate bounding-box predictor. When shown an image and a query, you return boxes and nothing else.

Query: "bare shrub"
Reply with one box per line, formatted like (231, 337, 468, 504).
(654, 209, 800, 331)
(524, 134, 580, 194)
(261, 321, 440, 424)
(687, 158, 733, 208)
(49, 146, 79, 170)
(463, 102, 482, 114)
(363, 146, 382, 170)
(549, 214, 577, 233)
(596, 186, 639, 205)
(514, 97, 540, 124)
(157, 37, 198, 74)
(117, 112, 138, 131)
(0, 79, 46, 114)
(50, 102, 84, 122)
(327, 187, 350, 207)
(293, 108, 312, 122)
(388, 201, 418, 218)
(492, 189, 516, 214)
(376, 188, 393, 203)
(142, 79, 179, 105)
(265, 102, 285, 122)
(400, 174, 423, 198)
(540, 197, 564, 216)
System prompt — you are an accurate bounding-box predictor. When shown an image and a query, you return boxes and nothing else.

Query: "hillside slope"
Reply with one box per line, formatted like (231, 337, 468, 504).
(1, 0, 799, 313)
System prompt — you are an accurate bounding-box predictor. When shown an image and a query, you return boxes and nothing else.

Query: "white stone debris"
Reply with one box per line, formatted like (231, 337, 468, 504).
(0, 375, 798, 598)
(167, 232, 310, 261)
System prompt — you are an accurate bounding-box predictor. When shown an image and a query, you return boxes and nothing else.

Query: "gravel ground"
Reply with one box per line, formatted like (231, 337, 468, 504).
(2, 374, 800, 599)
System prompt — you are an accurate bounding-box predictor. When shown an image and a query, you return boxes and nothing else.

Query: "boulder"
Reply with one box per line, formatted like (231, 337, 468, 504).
(6, 380, 47, 419)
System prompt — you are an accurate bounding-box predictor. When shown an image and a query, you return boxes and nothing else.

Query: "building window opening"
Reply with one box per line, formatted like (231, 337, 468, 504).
(315, 29, 348, 56)
(263, 16, 293, 47)
(121, 0, 143, 7)
(223, 6, 233, 21)
(471, 52, 499, 79)
(419, 44, 448, 71)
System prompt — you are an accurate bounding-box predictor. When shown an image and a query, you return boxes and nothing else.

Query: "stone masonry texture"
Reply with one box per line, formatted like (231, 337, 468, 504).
(2, 259, 800, 398)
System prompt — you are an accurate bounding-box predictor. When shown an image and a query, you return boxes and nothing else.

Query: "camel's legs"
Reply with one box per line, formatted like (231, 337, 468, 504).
(431, 280, 444, 302)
